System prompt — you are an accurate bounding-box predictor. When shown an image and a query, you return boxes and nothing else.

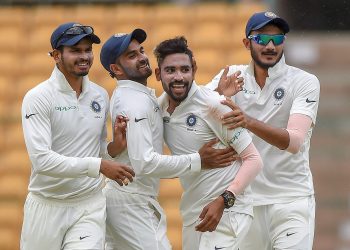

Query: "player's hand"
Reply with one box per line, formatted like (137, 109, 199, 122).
(217, 66, 244, 97)
(199, 139, 239, 169)
(220, 97, 250, 130)
(108, 115, 129, 157)
(195, 196, 225, 232)
(100, 159, 135, 186)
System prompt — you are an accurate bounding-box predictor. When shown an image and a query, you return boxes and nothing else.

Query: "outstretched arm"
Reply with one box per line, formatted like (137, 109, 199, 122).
(220, 98, 312, 153)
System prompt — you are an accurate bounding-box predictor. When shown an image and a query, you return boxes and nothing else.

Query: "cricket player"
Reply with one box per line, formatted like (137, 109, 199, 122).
(154, 36, 263, 250)
(208, 12, 320, 249)
(20, 22, 134, 250)
(99, 29, 237, 250)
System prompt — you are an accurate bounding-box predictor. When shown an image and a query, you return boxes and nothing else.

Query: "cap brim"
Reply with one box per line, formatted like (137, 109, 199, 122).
(252, 18, 290, 34)
(58, 33, 101, 47)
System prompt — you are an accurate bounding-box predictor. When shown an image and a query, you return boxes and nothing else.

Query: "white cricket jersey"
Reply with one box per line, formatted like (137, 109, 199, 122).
(206, 56, 320, 206)
(158, 82, 253, 226)
(21, 66, 109, 200)
(106, 80, 200, 197)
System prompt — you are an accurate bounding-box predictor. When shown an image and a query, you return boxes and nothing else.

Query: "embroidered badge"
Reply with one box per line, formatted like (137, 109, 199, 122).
(91, 100, 101, 113)
(274, 87, 285, 101)
(186, 114, 197, 127)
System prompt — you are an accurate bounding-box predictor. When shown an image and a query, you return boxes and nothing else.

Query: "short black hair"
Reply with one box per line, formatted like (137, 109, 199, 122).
(153, 36, 194, 67)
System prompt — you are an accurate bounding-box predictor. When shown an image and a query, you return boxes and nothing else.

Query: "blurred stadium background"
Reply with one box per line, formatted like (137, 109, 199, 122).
(0, 0, 349, 249)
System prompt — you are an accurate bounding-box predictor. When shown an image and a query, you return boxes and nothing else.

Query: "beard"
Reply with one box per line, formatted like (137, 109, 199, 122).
(119, 59, 152, 84)
(162, 80, 192, 103)
(61, 56, 91, 77)
(250, 45, 283, 69)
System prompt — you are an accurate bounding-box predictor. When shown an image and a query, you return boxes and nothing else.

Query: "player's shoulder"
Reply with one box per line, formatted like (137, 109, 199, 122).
(287, 65, 319, 83)
(89, 81, 109, 99)
(23, 79, 53, 103)
(197, 85, 225, 107)
(228, 64, 249, 74)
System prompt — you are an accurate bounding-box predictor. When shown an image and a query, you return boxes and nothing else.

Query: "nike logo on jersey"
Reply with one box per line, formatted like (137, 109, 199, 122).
(79, 235, 91, 240)
(135, 117, 147, 123)
(306, 98, 316, 103)
(215, 246, 225, 250)
(25, 113, 37, 119)
(286, 232, 297, 236)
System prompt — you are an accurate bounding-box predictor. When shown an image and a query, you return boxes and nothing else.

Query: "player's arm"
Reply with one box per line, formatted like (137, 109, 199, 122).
(107, 115, 129, 157)
(22, 91, 133, 181)
(220, 100, 313, 153)
(196, 143, 262, 232)
(195, 94, 263, 232)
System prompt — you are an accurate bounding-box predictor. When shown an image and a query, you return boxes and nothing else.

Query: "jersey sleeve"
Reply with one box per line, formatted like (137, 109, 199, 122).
(290, 74, 320, 125)
(22, 91, 101, 179)
(205, 68, 224, 90)
(111, 96, 200, 178)
(202, 90, 252, 154)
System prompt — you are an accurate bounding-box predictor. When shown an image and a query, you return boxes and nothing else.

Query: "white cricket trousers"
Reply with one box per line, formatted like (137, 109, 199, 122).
(240, 196, 315, 250)
(20, 191, 106, 250)
(182, 211, 252, 250)
(103, 187, 171, 250)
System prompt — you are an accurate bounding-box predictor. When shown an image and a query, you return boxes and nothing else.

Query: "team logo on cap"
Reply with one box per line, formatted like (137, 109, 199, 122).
(274, 87, 285, 101)
(186, 114, 197, 127)
(265, 12, 278, 18)
(114, 33, 127, 37)
(90, 100, 101, 113)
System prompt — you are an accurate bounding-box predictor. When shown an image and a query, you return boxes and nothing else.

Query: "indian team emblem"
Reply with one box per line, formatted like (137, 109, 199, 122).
(274, 87, 285, 101)
(90, 100, 101, 113)
(186, 114, 197, 127)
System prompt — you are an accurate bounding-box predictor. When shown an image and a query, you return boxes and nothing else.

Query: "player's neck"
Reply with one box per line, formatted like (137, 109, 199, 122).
(66, 75, 83, 98)
(254, 65, 268, 89)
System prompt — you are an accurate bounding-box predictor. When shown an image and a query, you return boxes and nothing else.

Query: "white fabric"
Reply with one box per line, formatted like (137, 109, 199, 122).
(286, 113, 312, 154)
(21, 65, 108, 199)
(106, 80, 201, 197)
(103, 187, 171, 250)
(207, 56, 320, 206)
(240, 196, 315, 250)
(159, 82, 256, 226)
(20, 191, 106, 250)
(105, 80, 202, 248)
(182, 212, 252, 250)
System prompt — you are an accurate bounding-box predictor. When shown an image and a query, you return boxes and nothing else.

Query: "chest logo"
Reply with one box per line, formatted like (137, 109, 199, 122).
(273, 87, 285, 101)
(186, 114, 197, 127)
(90, 100, 101, 113)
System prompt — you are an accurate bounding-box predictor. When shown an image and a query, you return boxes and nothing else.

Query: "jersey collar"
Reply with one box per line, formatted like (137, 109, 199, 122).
(117, 79, 156, 98)
(50, 65, 90, 94)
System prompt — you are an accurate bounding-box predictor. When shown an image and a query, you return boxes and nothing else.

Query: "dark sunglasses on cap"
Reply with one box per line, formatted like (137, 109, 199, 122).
(248, 34, 286, 46)
(54, 25, 94, 48)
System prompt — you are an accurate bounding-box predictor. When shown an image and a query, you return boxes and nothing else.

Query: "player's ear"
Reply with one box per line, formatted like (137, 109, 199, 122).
(243, 38, 250, 50)
(155, 67, 161, 81)
(192, 58, 197, 75)
(52, 49, 61, 63)
(110, 64, 123, 77)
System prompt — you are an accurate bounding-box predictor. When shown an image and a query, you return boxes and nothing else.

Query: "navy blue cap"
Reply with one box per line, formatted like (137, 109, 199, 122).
(100, 28, 147, 74)
(245, 12, 290, 37)
(50, 22, 101, 49)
